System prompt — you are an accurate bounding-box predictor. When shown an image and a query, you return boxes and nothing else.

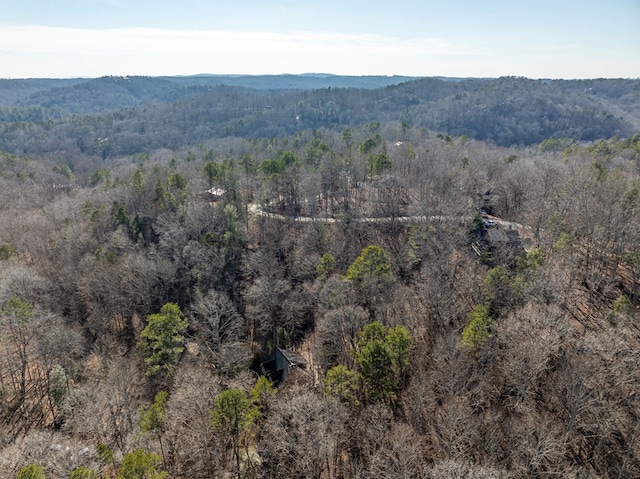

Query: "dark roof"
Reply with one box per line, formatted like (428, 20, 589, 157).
(486, 228, 509, 243)
(278, 348, 307, 367)
(260, 347, 307, 387)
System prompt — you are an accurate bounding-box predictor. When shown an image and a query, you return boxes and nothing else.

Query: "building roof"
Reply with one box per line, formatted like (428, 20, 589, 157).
(260, 347, 308, 388)
(486, 227, 509, 243)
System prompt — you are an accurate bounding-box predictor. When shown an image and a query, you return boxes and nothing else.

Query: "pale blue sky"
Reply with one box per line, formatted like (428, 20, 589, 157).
(0, 0, 638, 78)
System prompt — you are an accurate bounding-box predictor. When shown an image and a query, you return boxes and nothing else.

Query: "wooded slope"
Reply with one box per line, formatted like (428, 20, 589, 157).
(0, 79, 639, 477)
(0, 76, 637, 158)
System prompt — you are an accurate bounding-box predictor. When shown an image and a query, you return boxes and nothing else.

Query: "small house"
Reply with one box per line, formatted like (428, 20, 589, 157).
(260, 347, 308, 388)
(200, 186, 226, 202)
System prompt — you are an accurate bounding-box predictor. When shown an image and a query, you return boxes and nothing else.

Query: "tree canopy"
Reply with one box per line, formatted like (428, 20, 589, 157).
(326, 321, 412, 405)
(137, 303, 188, 378)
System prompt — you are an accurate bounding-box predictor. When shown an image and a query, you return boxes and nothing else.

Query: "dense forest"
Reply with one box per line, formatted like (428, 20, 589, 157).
(0, 75, 638, 159)
(1, 75, 640, 478)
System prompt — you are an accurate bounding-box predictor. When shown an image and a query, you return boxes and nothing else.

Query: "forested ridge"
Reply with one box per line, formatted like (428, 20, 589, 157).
(0, 76, 638, 159)
(1, 75, 640, 478)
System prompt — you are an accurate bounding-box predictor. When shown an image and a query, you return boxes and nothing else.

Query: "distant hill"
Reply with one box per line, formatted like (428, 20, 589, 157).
(0, 78, 86, 104)
(0, 74, 417, 110)
(0, 75, 638, 156)
(159, 73, 418, 90)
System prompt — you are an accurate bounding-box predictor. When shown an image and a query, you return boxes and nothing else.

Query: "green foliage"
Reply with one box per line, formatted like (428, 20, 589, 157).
(407, 224, 430, 266)
(355, 320, 387, 347)
(461, 305, 494, 350)
(203, 160, 222, 186)
(138, 390, 168, 464)
(211, 388, 260, 439)
(366, 153, 392, 177)
(133, 152, 151, 166)
(325, 364, 359, 403)
(341, 128, 353, 146)
(96, 443, 115, 466)
(113, 201, 130, 226)
(137, 303, 188, 378)
(359, 135, 382, 155)
(211, 387, 260, 476)
(117, 449, 167, 479)
(16, 464, 45, 479)
(257, 159, 283, 179)
(468, 212, 486, 234)
(239, 154, 255, 175)
(279, 150, 299, 168)
(305, 137, 331, 165)
(356, 337, 395, 402)
(483, 266, 518, 314)
(0, 243, 15, 260)
(222, 203, 246, 247)
(211, 387, 262, 476)
(316, 253, 336, 279)
(538, 137, 574, 153)
(257, 151, 300, 179)
(88, 168, 111, 187)
(591, 161, 608, 181)
(132, 169, 144, 193)
(346, 245, 394, 292)
(478, 246, 493, 266)
(589, 140, 613, 159)
(153, 179, 167, 208)
(139, 390, 168, 435)
(516, 248, 544, 273)
(53, 164, 74, 182)
(201, 231, 217, 248)
(2, 297, 34, 324)
(48, 364, 67, 406)
(354, 321, 413, 403)
(436, 133, 452, 143)
(612, 295, 632, 316)
(554, 231, 572, 251)
(69, 467, 97, 479)
(621, 132, 640, 158)
(249, 376, 276, 407)
(365, 121, 381, 132)
(386, 325, 413, 379)
(610, 295, 633, 325)
(327, 321, 412, 405)
(168, 172, 187, 191)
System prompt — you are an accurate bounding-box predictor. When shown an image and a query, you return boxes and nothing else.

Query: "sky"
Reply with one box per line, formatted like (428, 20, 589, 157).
(0, 0, 639, 79)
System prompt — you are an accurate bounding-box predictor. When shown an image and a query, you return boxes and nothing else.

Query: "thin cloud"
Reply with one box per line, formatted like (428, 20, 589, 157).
(0, 25, 637, 78)
(0, 26, 484, 78)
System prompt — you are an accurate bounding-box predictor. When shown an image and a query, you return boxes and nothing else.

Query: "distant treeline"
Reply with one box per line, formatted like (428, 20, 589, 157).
(0, 75, 638, 157)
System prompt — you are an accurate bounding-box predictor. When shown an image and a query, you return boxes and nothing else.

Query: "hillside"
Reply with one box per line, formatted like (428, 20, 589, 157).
(0, 74, 417, 110)
(0, 76, 638, 160)
(0, 76, 639, 478)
